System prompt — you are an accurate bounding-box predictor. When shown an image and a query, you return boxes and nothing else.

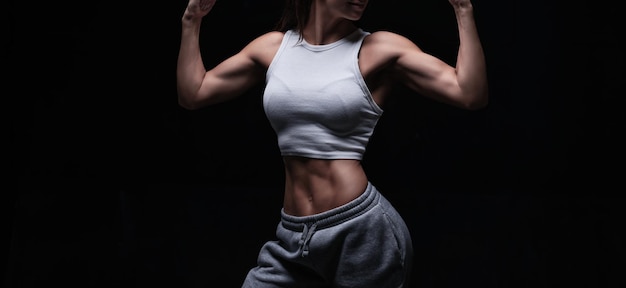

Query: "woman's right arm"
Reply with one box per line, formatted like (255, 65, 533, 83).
(176, 0, 266, 110)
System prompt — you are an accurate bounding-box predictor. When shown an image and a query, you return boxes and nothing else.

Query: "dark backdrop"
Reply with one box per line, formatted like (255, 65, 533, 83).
(3, 0, 624, 287)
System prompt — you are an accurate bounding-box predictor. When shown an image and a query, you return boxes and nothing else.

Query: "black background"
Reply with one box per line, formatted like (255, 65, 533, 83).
(3, 0, 624, 287)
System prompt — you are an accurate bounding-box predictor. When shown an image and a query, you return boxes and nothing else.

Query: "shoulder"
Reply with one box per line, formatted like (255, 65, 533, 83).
(243, 31, 286, 68)
(362, 30, 422, 53)
(359, 30, 425, 67)
(245, 31, 285, 52)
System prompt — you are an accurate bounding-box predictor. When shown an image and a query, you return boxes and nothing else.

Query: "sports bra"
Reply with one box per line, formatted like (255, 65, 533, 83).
(263, 28, 383, 160)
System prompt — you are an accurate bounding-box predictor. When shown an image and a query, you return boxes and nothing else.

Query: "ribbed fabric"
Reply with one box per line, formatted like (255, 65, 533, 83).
(263, 28, 383, 160)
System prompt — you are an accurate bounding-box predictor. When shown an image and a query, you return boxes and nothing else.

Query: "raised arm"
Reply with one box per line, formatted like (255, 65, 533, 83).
(384, 0, 488, 110)
(176, 0, 267, 110)
(448, 0, 488, 109)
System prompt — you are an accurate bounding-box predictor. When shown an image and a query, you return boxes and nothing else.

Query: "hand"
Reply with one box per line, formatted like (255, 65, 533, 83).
(448, 0, 473, 10)
(185, 0, 216, 19)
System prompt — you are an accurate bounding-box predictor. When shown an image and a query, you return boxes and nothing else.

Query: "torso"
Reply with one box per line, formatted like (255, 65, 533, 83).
(282, 157, 369, 216)
(252, 29, 397, 216)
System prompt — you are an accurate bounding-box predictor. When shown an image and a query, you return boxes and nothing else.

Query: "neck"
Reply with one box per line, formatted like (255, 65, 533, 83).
(303, 3, 357, 45)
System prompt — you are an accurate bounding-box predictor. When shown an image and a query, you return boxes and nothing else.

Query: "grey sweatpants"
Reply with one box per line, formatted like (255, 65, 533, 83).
(243, 182, 413, 288)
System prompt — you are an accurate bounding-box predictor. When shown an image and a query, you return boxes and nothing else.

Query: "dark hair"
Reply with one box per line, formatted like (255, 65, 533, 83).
(274, 0, 312, 40)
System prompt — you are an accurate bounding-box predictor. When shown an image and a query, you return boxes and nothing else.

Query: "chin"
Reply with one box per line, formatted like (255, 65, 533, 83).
(346, 12, 364, 21)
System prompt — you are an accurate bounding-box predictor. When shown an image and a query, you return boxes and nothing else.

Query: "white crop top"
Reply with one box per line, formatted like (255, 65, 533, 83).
(263, 28, 383, 160)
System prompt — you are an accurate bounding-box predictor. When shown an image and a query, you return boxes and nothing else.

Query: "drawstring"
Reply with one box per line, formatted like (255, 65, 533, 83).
(299, 222, 317, 257)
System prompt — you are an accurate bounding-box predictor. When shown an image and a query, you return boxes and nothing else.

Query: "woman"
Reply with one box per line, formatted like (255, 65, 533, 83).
(177, 0, 488, 286)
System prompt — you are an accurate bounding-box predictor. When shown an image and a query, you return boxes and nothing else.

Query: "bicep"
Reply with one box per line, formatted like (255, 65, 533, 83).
(394, 46, 464, 107)
(198, 51, 265, 105)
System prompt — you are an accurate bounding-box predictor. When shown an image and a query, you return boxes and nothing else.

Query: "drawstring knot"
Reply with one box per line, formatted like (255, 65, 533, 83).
(298, 222, 317, 257)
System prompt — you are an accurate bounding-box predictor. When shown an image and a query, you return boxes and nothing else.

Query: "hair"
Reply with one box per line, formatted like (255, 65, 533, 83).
(274, 0, 312, 40)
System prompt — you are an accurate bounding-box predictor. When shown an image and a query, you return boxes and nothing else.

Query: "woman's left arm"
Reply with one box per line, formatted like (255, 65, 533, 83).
(449, 0, 488, 109)
(386, 0, 488, 110)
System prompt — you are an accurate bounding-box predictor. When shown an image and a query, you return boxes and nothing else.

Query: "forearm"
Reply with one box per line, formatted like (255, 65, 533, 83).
(454, 5, 488, 108)
(176, 13, 207, 109)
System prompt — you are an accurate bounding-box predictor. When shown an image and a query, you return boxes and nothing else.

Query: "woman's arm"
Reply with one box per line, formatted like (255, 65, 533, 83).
(449, 0, 488, 109)
(383, 0, 488, 110)
(176, 0, 266, 110)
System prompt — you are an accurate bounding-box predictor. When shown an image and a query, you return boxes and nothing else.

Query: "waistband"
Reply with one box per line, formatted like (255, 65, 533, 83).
(280, 182, 380, 232)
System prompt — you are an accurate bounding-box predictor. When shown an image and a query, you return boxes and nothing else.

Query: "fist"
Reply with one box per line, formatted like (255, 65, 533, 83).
(448, 0, 473, 9)
(185, 0, 216, 19)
